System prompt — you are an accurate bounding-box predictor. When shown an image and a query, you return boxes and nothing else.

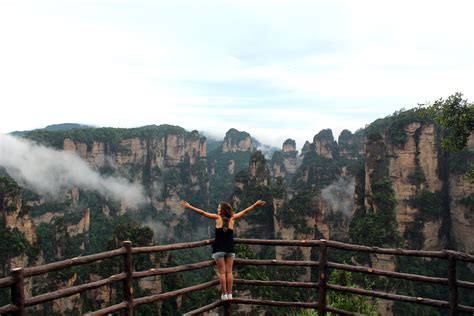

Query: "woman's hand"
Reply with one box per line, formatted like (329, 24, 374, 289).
(181, 201, 191, 209)
(234, 199, 266, 219)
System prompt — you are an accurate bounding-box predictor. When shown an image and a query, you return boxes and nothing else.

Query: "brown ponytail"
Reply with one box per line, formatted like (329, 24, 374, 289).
(219, 202, 234, 218)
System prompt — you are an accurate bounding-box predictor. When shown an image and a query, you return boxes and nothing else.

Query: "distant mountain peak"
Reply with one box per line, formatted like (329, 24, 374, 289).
(10, 123, 94, 137)
(222, 128, 253, 153)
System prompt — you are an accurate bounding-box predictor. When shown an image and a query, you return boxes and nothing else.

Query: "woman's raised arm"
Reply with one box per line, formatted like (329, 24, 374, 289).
(181, 201, 219, 219)
(233, 200, 266, 220)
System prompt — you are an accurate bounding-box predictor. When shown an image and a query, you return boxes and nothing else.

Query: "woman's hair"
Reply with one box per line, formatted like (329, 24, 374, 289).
(219, 202, 234, 218)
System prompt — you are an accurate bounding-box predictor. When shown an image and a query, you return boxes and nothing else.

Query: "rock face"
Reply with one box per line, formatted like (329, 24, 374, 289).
(271, 139, 298, 183)
(0, 181, 37, 272)
(64, 133, 206, 172)
(388, 123, 442, 242)
(362, 123, 453, 250)
(228, 160, 235, 175)
(66, 208, 90, 237)
(281, 139, 298, 175)
(338, 129, 364, 160)
(417, 124, 442, 192)
(3, 195, 37, 245)
(222, 128, 253, 153)
(267, 129, 365, 253)
(359, 122, 474, 315)
(236, 130, 362, 284)
(449, 134, 474, 254)
(450, 174, 474, 253)
(364, 123, 473, 254)
(207, 128, 256, 208)
(234, 151, 273, 235)
(313, 129, 337, 159)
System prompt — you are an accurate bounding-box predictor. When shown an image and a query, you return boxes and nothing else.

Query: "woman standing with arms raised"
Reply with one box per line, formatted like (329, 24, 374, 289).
(181, 200, 266, 300)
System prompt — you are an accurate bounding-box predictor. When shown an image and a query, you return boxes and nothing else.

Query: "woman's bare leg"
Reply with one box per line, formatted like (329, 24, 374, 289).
(215, 259, 227, 294)
(225, 256, 234, 295)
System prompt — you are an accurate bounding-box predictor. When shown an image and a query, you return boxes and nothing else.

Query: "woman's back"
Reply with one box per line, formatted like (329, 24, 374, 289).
(212, 215, 235, 253)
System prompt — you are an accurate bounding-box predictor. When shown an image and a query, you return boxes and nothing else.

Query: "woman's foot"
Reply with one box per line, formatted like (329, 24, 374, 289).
(227, 293, 233, 300)
(221, 293, 228, 300)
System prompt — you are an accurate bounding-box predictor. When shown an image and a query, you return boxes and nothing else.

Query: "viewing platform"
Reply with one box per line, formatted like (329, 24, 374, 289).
(1, 238, 474, 315)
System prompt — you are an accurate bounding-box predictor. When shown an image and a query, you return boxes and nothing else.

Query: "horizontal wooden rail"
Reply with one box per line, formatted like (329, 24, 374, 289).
(85, 301, 128, 316)
(133, 279, 220, 306)
(458, 279, 474, 290)
(328, 241, 474, 263)
(0, 304, 17, 314)
(235, 238, 320, 247)
(23, 248, 125, 277)
(327, 261, 448, 285)
(327, 283, 449, 308)
(235, 279, 319, 288)
(234, 258, 319, 267)
(0, 276, 14, 288)
(183, 300, 223, 316)
(134, 260, 215, 279)
(26, 273, 126, 307)
(132, 239, 213, 254)
(444, 250, 474, 263)
(231, 297, 317, 308)
(229, 298, 359, 316)
(458, 304, 474, 314)
(325, 240, 447, 258)
(235, 238, 474, 262)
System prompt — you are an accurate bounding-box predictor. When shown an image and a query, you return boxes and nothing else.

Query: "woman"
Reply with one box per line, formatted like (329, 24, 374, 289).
(181, 200, 266, 300)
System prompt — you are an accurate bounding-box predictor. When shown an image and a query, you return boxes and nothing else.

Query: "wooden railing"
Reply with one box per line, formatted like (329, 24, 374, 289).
(1, 238, 473, 315)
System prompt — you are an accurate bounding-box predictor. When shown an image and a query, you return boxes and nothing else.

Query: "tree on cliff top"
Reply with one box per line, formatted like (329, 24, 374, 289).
(420, 93, 474, 182)
(420, 92, 474, 152)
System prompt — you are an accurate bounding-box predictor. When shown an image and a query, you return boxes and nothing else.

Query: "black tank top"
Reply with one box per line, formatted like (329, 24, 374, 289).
(212, 215, 234, 253)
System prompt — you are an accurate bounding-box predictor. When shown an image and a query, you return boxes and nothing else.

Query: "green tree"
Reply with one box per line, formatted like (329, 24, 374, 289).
(421, 93, 474, 181)
(421, 93, 474, 151)
(288, 270, 378, 316)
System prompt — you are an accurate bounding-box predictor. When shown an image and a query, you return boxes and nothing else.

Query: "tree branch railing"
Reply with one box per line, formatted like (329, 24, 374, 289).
(0, 238, 473, 315)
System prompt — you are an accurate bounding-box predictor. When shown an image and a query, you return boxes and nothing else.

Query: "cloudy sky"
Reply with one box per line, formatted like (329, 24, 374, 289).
(1, 1, 473, 149)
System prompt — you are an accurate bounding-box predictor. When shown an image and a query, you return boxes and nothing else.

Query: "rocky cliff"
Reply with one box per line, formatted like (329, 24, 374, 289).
(1, 125, 210, 314)
(360, 119, 473, 253)
(221, 128, 253, 153)
(338, 129, 365, 160)
(270, 139, 298, 184)
(313, 129, 338, 159)
(449, 134, 474, 254)
(207, 128, 256, 208)
(1, 115, 472, 315)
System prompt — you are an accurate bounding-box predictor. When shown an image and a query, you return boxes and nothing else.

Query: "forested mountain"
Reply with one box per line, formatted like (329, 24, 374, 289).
(0, 109, 473, 315)
(10, 123, 94, 137)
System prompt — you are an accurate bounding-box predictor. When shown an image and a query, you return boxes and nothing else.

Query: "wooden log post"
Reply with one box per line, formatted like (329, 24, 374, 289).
(447, 251, 458, 316)
(123, 241, 134, 316)
(223, 300, 231, 316)
(318, 239, 328, 316)
(11, 267, 25, 316)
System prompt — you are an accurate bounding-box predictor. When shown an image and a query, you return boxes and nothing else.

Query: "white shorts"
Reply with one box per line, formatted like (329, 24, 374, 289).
(212, 252, 235, 260)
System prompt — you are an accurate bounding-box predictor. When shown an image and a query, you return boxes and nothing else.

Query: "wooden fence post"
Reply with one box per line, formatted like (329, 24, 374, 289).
(223, 301, 231, 316)
(447, 251, 458, 316)
(318, 239, 328, 316)
(11, 267, 25, 316)
(123, 241, 134, 316)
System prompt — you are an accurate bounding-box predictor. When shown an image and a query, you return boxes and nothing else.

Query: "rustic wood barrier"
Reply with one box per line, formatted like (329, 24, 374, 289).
(0, 238, 473, 315)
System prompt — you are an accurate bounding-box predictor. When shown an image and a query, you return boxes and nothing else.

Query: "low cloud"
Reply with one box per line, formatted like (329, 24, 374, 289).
(0, 134, 148, 208)
(321, 177, 355, 217)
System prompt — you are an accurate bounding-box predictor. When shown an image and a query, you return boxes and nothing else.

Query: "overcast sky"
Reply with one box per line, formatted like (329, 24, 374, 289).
(1, 1, 473, 149)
